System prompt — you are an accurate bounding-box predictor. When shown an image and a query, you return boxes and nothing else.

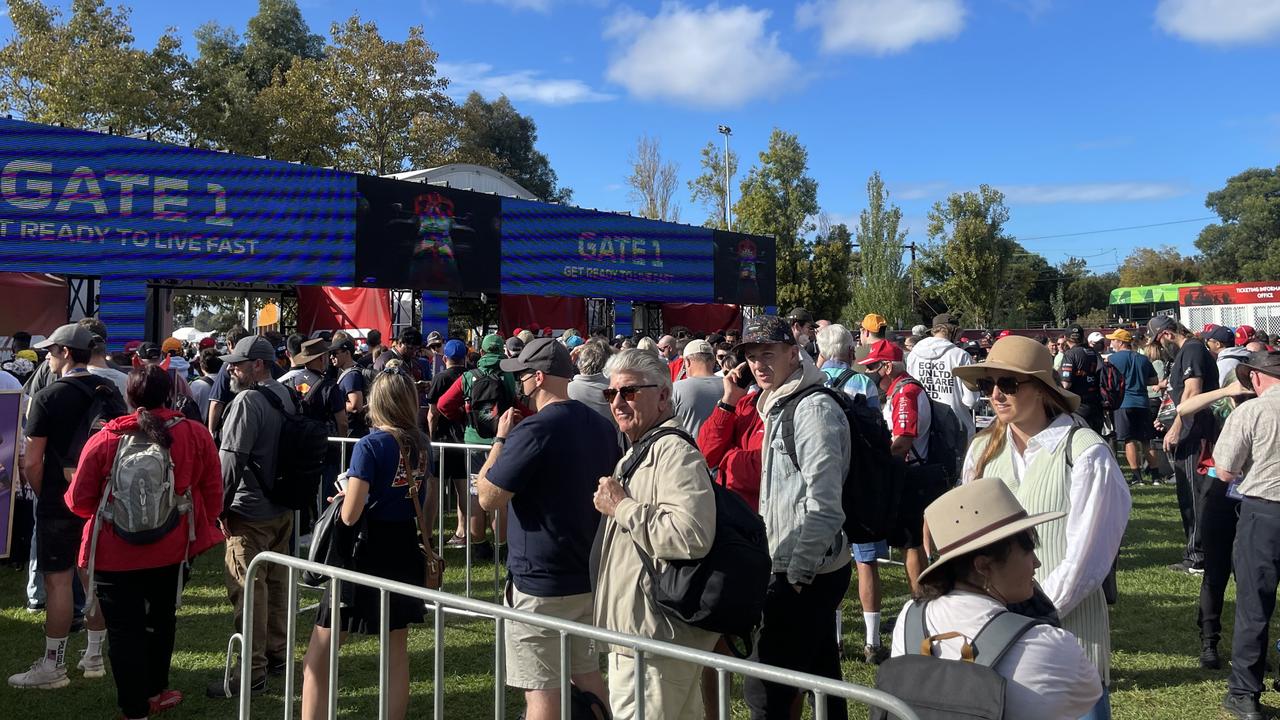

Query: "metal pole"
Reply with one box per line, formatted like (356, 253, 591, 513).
(434, 598, 445, 719)
(327, 577, 341, 720)
(465, 450, 473, 598)
(815, 691, 829, 720)
(717, 668, 730, 720)
(494, 617, 507, 719)
(283, 566, 299, 720)
(723, 132, 732, 231)
(559, 631, 571, 720)
(379, 589, 391, 720)
(237, 564, 257, 720)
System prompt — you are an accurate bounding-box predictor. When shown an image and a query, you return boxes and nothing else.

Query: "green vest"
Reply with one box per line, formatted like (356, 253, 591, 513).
(970, 424, 1113, 684)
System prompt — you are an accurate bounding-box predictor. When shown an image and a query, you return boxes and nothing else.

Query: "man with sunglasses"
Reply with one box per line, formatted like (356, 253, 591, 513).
(472, 338, 620, 720)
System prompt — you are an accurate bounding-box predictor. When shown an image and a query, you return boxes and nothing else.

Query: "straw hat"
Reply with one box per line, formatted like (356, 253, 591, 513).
(918, 477, 1066, 584)
(952, 335, 1080, 412)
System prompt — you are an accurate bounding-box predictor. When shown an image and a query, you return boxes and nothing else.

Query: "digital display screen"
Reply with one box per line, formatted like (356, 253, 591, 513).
(713, 230, 776, 306)
(0, 118, 355, 285)
(501, 198, 715, 302)
(354, 175, 501, 292)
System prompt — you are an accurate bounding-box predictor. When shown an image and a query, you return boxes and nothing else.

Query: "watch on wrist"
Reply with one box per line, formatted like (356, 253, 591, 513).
(716, 401, 736, 413)
(493, 436, 506, 445)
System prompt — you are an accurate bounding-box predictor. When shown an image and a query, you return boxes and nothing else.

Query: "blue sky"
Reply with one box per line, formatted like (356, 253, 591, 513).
(7, 0, 1280, 275)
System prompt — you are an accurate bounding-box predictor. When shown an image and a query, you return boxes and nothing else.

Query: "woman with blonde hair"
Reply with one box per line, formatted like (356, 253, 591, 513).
(953, 335, 1129, 719)
(301, 370, 435, 720)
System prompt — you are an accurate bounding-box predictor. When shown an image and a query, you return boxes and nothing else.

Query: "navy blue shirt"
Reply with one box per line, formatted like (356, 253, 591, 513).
(1107, 350, 1157, 410)
(348, 430, 424, 522)
(485, 400, 623, 597)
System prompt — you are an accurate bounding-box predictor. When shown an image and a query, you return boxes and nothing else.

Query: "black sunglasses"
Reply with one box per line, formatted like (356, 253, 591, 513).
(976, 377, 1034, 396)
(603, 384, 659, 402)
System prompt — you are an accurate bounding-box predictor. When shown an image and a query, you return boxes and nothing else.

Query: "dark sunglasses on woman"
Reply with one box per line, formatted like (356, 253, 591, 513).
(976, 376, 1033, 396)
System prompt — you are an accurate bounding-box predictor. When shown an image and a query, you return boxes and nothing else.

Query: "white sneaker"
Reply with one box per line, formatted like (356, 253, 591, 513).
(8, 659, 70, 689)
(78, 651, 106, 678)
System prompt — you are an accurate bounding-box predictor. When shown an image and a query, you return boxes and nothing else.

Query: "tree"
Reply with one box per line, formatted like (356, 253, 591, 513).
(1064, 272, 1117, 323)
(1195, 166, 1280, 282)
(242, 0, 324, 90)
(256, 58, 344, 166)
(1117, 245, 1201, 286)
(733, 129, 819, 311)
(688, 140, 738, 229)
(923, 185, 1015, 328)
(803, 216, 854, 322)
(326, 17, 450, 176)
(846, 172, 913, 327)
(445, 92, 573, 203)
(625, 135, 680, 222)
(1050, 283, 1068, 328)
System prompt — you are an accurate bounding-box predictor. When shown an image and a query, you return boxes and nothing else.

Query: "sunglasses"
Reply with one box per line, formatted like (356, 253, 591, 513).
(716, 353, 728, 362)
(976, 377, 1034, 396)
(603, 384, 659, 402)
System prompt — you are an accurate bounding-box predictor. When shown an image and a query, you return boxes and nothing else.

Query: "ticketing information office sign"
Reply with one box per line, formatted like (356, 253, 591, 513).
(0, 118, 355, 285)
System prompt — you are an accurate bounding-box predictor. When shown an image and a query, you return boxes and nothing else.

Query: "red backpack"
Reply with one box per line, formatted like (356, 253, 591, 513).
(1099, 360, 1126, 411)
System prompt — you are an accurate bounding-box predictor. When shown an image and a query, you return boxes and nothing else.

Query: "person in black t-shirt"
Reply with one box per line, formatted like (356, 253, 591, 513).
(10, 324, 118, 689)
(1058, 325, 1104, 433)
(330, 333, 368, 438)
(474, 339, 621, 718)
(425, 340, 477, 548)
(1149, 315, 1221, 575)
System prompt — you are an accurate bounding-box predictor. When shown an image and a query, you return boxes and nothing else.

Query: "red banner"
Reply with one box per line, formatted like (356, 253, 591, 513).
(1180, 283, 1280, 307)
(296, 286, 392, 335)
(0, 273, 67, 338)
(500, 294, 587, 337)
(661, 303, 742, 335)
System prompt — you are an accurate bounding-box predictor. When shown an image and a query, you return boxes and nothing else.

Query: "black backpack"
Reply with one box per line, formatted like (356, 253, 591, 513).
(1098, 360, 1126, 412)
(895, 377, 966, 484)
(618, 427, 771, 657)
(249, 386, 331, 510)
(871, 601, 1044, 720)
(464, 367, 512, 440)
(58, 376, 129, 466)
(778, 386, 905, 544)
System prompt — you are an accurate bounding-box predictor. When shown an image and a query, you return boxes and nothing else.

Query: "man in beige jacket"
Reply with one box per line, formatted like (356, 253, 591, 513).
(593, 349, 718, 720)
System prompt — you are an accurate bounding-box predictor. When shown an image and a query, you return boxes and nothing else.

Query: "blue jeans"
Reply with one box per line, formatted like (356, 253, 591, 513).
(1079, 685, 1111, 720)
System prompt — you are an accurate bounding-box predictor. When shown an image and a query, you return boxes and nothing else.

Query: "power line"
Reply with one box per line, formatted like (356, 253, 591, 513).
(1018, 216, 1216, 242)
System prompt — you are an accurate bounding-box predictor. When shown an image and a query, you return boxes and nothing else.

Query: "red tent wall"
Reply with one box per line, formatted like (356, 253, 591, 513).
(661, 303, 742, 335)
(0, 273, 67, 337)
(296, 286, 392, 335)
(500, 295, 587, 337)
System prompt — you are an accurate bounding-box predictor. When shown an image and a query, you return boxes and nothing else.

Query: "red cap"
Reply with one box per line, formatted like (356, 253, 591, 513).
(1203, 323, 1217, 334)
(123, 340, 142, 354)
(1236, 325, 1257, 346)
(198, 337, 216, 349)
(997, 330, 1012, 338)
(863, 339, 903, 364)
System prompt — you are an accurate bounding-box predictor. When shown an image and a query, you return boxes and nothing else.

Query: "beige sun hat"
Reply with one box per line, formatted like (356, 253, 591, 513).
(952, 334, 1080, 412)
(918, 477, 1066, 584)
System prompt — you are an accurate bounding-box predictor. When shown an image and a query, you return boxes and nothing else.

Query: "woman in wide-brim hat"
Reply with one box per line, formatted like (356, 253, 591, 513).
(890, 477, 1102, 719)
(951, 335, 1129, 715)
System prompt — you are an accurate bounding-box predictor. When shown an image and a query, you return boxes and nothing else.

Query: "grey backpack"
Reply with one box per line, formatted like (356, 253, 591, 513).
(87, 418, 194, 611)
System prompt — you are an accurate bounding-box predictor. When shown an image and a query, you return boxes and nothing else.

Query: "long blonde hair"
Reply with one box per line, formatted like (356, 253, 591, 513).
(367, 370, 428, 472)
(971, 379, 1075, 477)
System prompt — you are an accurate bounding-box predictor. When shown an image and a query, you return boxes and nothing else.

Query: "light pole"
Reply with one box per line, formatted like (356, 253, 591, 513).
(717, 125, 732, 231)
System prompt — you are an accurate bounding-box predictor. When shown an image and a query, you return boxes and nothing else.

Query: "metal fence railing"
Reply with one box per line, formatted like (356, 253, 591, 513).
(228, 551, 921, 720)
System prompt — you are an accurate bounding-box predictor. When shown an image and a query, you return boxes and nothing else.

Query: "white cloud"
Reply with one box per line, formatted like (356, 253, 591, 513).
(603, 3, 801, 108)
(795, 0, 965, 55)
(891, 181, 950, 201)
(438, 62, 614, 105)
(1156, 0, 1280, 44)
(1000, 182, 1186, 204)
(469, 0, 554, 11)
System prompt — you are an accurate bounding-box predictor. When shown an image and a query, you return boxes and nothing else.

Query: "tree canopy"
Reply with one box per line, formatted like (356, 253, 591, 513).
(1195, 166, 1280, 282)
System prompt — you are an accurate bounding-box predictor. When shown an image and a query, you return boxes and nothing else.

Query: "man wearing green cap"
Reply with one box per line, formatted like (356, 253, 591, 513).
(437, 334, 518, 560)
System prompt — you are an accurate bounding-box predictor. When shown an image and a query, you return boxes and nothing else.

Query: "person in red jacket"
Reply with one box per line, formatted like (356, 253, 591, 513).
(65, 365, 223, 720)
(696, 362, 763, 510)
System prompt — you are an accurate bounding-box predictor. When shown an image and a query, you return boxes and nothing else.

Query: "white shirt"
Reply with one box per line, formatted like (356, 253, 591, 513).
(0, 368, 21, 391)
(891, 592, 1102, 720)
(962, 414, 1131, 616)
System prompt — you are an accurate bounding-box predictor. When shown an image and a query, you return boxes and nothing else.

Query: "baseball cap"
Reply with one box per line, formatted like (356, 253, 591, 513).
(1087, 331, 1104, 345)
(861, 314, 888, 333)
(481, 333, 504, 354)
(136, 341, 163, 361)
(1202, 325, 1234, 346)
(1236, 325, 1258, 347)
(736, 315, 795, 349)
(565, 335, 585, 349)
(1105, 328, 1133, 343)
(161, 337, 184, 355)
(499, 337, 577, 379)
(786, 307, 814, 325)
(1067, 325, 1085, 343)
(123, 340, 142, 355)
(442, 339, 468, 361)
(932, 313, 960, 327)
(863, 339, 903, 366)
(426, 331, 443, 348)
(1147, 315, 1176, 336)
(198, 337, 216, 349)
(505, 336, 525, 355)
(683, 339, 714, 358)
(220, 336, 276, 363)
(329, 337, 356, 354)
(911, 324, 929, 337)
(35, 323, 94, 351)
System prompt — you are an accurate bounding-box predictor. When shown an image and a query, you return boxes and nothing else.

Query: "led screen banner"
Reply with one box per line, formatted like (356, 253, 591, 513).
(712, 230, 776, 307)
(0, 118, 356, 285)
(355, 175, 501, 292)
(501, 198, 715, 302)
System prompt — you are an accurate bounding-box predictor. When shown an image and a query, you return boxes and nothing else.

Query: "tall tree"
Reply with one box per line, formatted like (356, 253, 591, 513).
(688, 140, 738, 229)
(1050, 283, 1068, 327)
(445, 92, 572, 203)
(326, 17, 450, 175)
(242, 0, 324, 90)
(255, 58, 344, 165)
(625, 135, 680, 222)
(803, 215, 854, 322)
(847, 172, 913, 327)
(1195, 166, 1280, 282)
(924, 185, 1015, 328)
(1117, 245, 1201, 286)
(733, 129, 819, 311)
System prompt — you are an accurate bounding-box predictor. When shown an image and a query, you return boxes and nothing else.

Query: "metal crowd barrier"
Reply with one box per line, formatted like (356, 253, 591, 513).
(229, 551, 921, 720)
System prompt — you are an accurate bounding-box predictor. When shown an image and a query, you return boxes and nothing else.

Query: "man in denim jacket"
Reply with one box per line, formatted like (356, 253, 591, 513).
(737, 315, 852, 720)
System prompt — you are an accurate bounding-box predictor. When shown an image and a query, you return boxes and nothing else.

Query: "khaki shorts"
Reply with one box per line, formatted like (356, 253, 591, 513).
(504, 582, 599, 690)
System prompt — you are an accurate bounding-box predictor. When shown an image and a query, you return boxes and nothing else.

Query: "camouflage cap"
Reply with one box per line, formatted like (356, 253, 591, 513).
(735, 315, 795, 350)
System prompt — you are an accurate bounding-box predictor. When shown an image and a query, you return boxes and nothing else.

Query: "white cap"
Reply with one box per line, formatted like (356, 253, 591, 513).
(1087, 331, 1105, 344)
(683, 339, 714, 358)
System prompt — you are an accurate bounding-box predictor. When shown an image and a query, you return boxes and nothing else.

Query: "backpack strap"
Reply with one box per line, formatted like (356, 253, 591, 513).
(828, 368, 858, 390)
(251, 384, 300, 416)
(903, 600, 930, 656)
(969, 611, 1043, 668)
(777, 385, 839, 469)
(1062, 423, 1104, 469)
(618, 426, 697, 483)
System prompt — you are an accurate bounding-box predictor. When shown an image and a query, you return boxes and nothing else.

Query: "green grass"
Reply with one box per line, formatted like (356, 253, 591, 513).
(0, 488, 1262, 718)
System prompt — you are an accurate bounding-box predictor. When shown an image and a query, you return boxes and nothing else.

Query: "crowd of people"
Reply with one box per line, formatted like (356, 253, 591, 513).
(1, 307, 1277, 720)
